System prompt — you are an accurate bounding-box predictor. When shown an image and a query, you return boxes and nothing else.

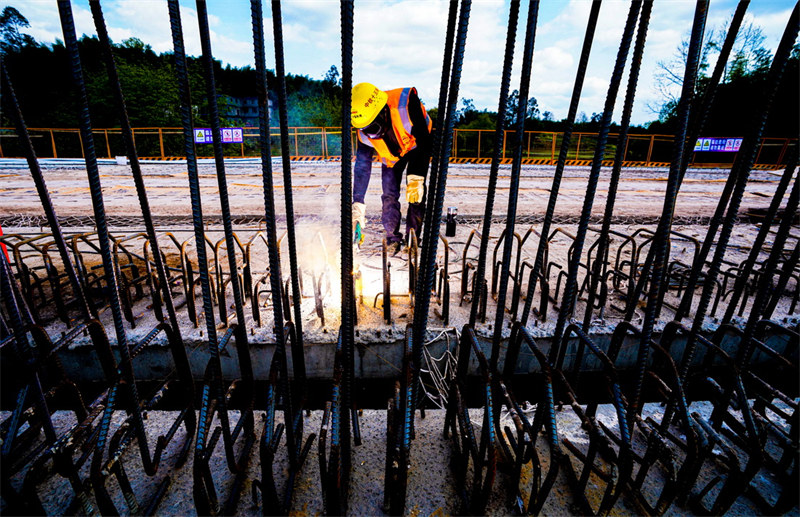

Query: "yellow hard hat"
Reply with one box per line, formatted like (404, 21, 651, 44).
(351, 83, 388, 129)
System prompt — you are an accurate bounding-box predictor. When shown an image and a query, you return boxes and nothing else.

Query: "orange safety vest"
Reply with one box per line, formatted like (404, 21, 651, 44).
(357, 87, 432, 167)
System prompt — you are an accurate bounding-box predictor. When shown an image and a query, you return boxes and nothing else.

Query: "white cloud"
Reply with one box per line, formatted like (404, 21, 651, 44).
(8, 0, 796, 125)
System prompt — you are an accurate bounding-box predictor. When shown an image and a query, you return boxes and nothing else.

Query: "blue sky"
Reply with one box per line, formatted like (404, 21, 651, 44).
(11, 0, 796, 125)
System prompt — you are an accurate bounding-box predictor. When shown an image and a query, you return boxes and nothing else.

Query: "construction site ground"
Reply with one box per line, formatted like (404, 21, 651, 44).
(1, 160, 798, 515)
(0, 159, 786, 223)
(2, 159, 797, 378)
(2, 402, 789, 516)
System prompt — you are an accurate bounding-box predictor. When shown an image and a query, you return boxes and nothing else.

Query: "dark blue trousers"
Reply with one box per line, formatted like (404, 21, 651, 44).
(354, 144, 425, 244)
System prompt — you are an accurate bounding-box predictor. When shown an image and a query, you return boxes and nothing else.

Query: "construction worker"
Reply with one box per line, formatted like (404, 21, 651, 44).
(350, 82, 432, 255)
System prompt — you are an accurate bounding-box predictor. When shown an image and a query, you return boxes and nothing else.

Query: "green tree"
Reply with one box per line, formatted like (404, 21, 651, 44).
(651, 17, 774, 123)
(0, 6, 36, 54)
(323, 65, 340, 87)
(504, 89, 539, 128)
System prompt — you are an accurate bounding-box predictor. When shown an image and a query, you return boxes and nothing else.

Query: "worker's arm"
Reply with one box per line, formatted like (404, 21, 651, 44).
(353, 138, 374, 205)
(406, 89, 431, 178)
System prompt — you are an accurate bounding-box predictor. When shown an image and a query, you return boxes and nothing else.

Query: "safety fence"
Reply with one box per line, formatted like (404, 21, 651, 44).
(1, 125, 794, 168)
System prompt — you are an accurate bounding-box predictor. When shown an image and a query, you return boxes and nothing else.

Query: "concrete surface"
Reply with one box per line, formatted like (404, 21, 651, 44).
(3, 402, 795, 516)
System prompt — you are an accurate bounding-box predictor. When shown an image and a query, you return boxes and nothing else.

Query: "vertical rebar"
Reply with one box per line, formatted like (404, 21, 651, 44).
(582, 0, 651, 331)
(57, 0, 156, 470)
(412, 0, 471, 412)
(723, 147, 798, 323)
(665, 0, 750, 320)
(490, 0, 540, 372)
(167, 0, 234, 465)
(468, 0, 520, 327)
(423, 0, 460, 252)
(763, 238, 800, 319)
(272, 0, 307, 379)
(0, 61, 93, 321)
(738, 167, 800, 364)
(0, 253, 58, 444)
(252, 0, 297, 475)
(89, 0, 194, 397)
(633, 0, 707, 424)
(195, 0, 254, 382)
(550, 0, 643, 366)
(336, 2, 355, 513)
(680, 3, 799, 381)
(57, 0, 130, 359)
(520, 0, 602, 326)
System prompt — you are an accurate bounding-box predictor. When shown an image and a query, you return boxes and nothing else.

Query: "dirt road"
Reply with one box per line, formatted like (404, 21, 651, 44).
(0, 160, 785, 226)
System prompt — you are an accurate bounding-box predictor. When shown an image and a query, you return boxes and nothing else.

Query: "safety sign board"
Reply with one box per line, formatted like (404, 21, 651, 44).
(194, 127, 244, 144)
(694, 137, 742, 152)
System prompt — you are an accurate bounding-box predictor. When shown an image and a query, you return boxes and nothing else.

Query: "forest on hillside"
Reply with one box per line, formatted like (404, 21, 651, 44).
(1, 6, 797, 140)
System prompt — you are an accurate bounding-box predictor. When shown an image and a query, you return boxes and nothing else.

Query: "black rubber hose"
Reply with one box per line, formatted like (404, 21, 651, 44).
(550, 0, 643, 367)
(468, 0, 521, 327)
(520, 0, 602, 326)
(490, 0, 540, 371)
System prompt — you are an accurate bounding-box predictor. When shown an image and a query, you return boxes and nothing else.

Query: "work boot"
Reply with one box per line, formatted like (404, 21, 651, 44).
(388, 240, 403, 257)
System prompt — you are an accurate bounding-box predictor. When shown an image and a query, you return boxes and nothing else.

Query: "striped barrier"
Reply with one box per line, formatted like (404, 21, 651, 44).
(106, 156, 785, 170)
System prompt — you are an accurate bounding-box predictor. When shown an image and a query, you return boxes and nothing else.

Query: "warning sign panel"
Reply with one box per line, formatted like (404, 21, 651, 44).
(194, 128, 214, 144)
(694, 137, 742, 152)
(194, 127, 244, 144)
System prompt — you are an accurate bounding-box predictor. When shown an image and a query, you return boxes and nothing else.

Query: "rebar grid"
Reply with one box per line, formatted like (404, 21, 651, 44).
(1, 1, 798, 516)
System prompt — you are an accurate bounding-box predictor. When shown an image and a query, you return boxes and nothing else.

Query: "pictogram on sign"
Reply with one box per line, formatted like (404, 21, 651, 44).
(194, 127, 243, 144)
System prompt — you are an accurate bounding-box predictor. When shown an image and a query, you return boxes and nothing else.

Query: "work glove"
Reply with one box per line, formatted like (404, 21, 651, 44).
(352, 202, 366, 248)
(406, 174, 425, 204)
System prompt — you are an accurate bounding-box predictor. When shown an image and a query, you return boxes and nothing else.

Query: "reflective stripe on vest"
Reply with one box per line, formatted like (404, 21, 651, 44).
(358, 87, 431, 167)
